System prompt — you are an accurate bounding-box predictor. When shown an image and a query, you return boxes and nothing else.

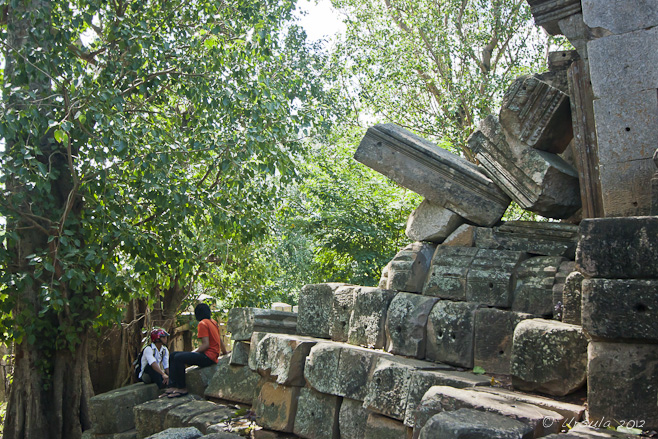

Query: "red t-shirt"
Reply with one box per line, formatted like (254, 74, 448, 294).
(197, 318, 222, 363)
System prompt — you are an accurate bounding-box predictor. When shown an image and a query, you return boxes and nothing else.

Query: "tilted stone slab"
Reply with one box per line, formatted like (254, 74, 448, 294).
(474, 308, 534, 375)
(135, 395, 201, 438)
(187, 406, 235, 434)
(582, 279, 658, 342)
(339, 398, 370, 439)
(511, 319, 587, 396)
(253, 333, 320, 386)
(426, 300, 480, 368)
(297, 283, 347, 338)
(441, 224, 476, 247)
(186, 364, 220, 397)
(418, 408, 533, 439)
(227, 308, 297, 342)
(576, 217, 658, 279)
(385, 292, 438, 358)
(526, 0, 582, 35)
(405, 199, 464, 243)
(562, 271, 583, 325)
(229, 341, 250, 366)
(423, 247, 478, 300)
(164, 400, 220, 429)
(468, 115, 580, 219)
(500, 75, 573, 154)
(552, 261, 575, 321)
(474, 221, 578, 258)
(476, 388, 585, 423)
(403, 369, 490, 427)
(330, 286, 358, 342)
(293, 387, 340, 439)
(253, 381, 300, 433)
(355, 123, 510, 226)
(304, 341, 391, 401)
(466, 249, 528, 308)
(363, 356, 449, 421)
(386, 242, 437, 293)
(90, 382, 158, 434)
(347, 287, 396, 349)
(413, 386, 563, 438)
(512, 256, 566, 317)
(364, 413, 410, 439)
(205, 356, 260, 405)
(588, 342, 658, 430)
(145, 427, 203, 439)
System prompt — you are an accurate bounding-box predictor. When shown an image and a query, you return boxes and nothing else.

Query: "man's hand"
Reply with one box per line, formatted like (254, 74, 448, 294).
(162, 374, 169, 385)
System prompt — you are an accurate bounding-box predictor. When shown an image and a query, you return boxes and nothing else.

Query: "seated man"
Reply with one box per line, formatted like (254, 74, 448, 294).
(139, 328, 170, 389)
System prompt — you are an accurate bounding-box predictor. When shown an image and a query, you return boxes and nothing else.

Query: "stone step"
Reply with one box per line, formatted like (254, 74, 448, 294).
(227, 307, 298, 342)
(417, 408, 534, 439)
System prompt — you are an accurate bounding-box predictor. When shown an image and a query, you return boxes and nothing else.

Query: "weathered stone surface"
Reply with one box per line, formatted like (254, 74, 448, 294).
(476, 388, 585, 422)
(423, 247, 478, 300)
(297, 283, 346, 339)
(293, 387, 340, 439)
(588, 342, 658, 430)
(582, 0, 658, 35)
(355, 123, 510, 226)
(200, 432, 244, 439)
(363, 356, 448, 421)
(205, 356, 260, 404)
(552, 261, 575, 321)
(385, 292, 438, 358)
(474, 221, 579, 258)
(386, 242, 437, 293)
(339, 398, 370, 439)
(542, 423, 640, 438)
(248, 332, 268, 371)
(271, 302, 293, 312)
(562, 271, 584, 325)
(413, 386, 563, 438)
(466, 249, 527, 308)
(186, 364, 220, 397)
(403, 369, 490, 427)
(418, 408, 533, 439)
(378, 263, 389, 289)
(187, 406, 235, 434)
(500, 75, 573, 154)
(474, 308, 534, 375)
(253, 381, 300, 433)
(227, 308, 297, 341)
(253, 333, 319, 386)
(90, 383, 158, 434)
(330, 286, 358, 342)
(511, 319, 587, 396)
(426, 300, 480, 368)
(576, 217, 658, 279)
(83, 429, 137, 439)
(250, 430, 298, 439)
(304, 342, 390, 400)
(469, 115, 580, 219)
(135, 395, 200, 438)
(364, 413, 410, 439)
(582, 279, 658, 342)
(526, 0, 582, 35)
(512, 256, 566, 317)
(653, 149, 658, 215)
(405, 200, 464, 243)
(164, 400, 220, 429)
(441, 224, 476, 247)
(229, 341, 250, 366)
(347, 287, 396, 349)
(145, 427, 202, 439)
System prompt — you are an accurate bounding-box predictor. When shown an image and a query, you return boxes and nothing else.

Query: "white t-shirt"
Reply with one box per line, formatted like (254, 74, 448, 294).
(139, 343, 169, 379)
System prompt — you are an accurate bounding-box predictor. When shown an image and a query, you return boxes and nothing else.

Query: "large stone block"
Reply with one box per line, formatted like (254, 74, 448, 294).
(582, 0, 658, 35)
(253, 381, 300, 433)
(229, 341, 250, 366)
(413, 386, 563, 438)
(364, 413, 411, 439)
(583, 279, 658, 342)
(552, 261, 575, 321)
(355, 123, 510, 226)
(227, 308, 297, 342)
(185, 364, 219, 397)
(473, 308, 534, 375)
(405, 200, 464, 243)
(469, 115, 580, 219)
(511, 319, 587, 396)
(164, 400, 220, 429)
(330, 286, 358, 342)
(561, 271, 583, 325)
(466, 249, 527, 308)
(144, 427, 202, 439)
(347, 287, 396, 349)
(441, 224, 476, 247)
(588, 342, 658, 430)
(297, 283, 346, 338)
(205, 356, 260, 404)
(135, 395, 200, 438)
(339, 398, 370, 439)
(474, 221, 578, 258)
(526, 0, 582, 35)
(418, 408, 533, 439)
(385, 293, 438, 358)
(426, 300, 480, 368)
(423, 247, 478, 300)
(90, 383, 159, 434)
(476, 388, 585, 422)
(386, 242, 437, 293)
(293, 387, 340, 439)
(512, 256, 566, 317)
(186, 405, 235, 435)
(599, 158, 655, 218)
(253, 333, 319, 386)
(577, 217, 658, 279)
(248, 332, 268, 371)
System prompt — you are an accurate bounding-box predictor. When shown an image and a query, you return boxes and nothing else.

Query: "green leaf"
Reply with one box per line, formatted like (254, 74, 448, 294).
(54, 129, 68, 144)
(472, 366, 486, 375)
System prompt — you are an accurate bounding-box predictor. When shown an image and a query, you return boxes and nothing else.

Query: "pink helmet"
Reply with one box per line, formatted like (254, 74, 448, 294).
(150, 328, 169, 343)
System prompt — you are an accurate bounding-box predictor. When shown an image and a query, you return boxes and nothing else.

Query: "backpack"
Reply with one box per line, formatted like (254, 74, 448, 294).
(133, 348, 145, 382)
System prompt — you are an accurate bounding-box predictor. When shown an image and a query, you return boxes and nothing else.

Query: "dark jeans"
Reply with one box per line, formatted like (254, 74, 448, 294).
(141, 363, 166, 389)
(169, 351, 214, 389)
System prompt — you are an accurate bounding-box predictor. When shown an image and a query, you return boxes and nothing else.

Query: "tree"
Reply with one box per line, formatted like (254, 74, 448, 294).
(332, 0, 550, 159)
(0, 0, 340, 436)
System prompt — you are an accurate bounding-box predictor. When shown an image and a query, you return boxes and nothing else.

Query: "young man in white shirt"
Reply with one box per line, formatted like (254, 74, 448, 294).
(139, 328, 170, 389)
